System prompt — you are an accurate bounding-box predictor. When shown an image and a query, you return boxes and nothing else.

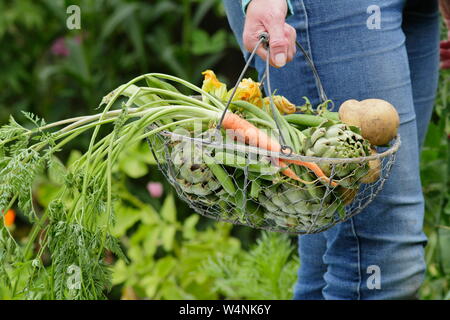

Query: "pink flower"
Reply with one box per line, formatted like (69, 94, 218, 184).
(50, 35, 83, 57)
(51, 37, 69, 57)
(147, 182, 163, 198)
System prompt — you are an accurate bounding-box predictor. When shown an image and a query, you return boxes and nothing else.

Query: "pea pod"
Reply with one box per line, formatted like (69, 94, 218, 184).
(250, 179, 261, 199)
(213, 151, 279, 175)
(202, 153, 236, 196)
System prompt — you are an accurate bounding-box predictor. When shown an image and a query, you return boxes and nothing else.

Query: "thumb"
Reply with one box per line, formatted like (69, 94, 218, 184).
(266, 21, 289, 68)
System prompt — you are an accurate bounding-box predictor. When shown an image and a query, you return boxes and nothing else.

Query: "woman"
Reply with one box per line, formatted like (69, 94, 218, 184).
(222, 0, 444, 299)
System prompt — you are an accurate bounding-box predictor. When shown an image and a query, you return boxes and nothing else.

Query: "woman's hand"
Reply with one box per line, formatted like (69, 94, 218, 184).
(243, 0, 296, 68)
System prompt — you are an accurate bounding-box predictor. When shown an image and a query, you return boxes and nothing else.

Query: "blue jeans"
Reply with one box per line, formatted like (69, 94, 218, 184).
(223, 0, 439, 299)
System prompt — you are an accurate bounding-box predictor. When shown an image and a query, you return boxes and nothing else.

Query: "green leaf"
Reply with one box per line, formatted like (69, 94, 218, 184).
(182, 214, 199, 239)
(35, 183, 61, 208)
(162, 225, 176, 252)
(142, 226, 160, 257)
(142, 275, 160, 298)
(139, 204, 159, 225)
(112, 260, 129, 285)
(191, 29, 226, 55)
(66, 150, 82, 168)
(118, 142, 156, 178)
(160, 193, 176, 223)
(112, 204, 142, 237)
(438, 228, 450, 274)
(154, 256, 176, 279)
(100, 3, 138, 39)
(121, 159, 148, 178)
(48, 155, 66, 185)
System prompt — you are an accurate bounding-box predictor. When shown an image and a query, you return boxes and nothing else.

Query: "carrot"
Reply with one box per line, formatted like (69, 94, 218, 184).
(284, 159, 338, 187)
(221, 112, 280, 151)
(277, 159, 309, 183)
(221, 112, 337, 186)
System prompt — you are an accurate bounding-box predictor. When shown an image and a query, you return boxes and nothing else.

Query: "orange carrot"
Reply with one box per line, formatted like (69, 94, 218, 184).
(221, 112, 337, 186)
(221, 113, 280, 151)
(277, 160, 308, 183)
(285, 159, 338, 187)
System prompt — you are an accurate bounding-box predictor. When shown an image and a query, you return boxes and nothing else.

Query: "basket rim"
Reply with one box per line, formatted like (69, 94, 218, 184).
(154, 129, 401, 164)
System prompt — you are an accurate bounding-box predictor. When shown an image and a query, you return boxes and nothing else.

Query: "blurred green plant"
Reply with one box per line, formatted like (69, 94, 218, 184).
(111, 193, 242, 299)
(1, 0, 449, 301)
(0, 0, 238, 137)
(203, 232, 299, 300)
(420, 71, 450, 300)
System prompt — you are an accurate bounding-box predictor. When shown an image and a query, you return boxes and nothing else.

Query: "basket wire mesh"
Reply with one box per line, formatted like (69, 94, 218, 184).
(146, 33, 401, 234)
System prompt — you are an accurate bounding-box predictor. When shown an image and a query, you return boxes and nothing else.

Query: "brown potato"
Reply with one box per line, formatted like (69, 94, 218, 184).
(338, 99, 399, 146)
(359, 99, 399, 146)
(338, 99, 362, 128)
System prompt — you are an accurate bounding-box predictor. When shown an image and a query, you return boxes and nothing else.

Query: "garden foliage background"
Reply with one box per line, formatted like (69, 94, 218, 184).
(0, 0, 448, 299)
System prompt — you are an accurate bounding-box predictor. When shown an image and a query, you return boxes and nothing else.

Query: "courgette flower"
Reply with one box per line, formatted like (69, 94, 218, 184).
(263, 95, 296, 114)
(229, 78, 263, 107)
(201, 70, 228, 101)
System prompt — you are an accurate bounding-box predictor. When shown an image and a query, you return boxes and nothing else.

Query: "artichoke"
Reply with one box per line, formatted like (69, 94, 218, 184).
(303, 122, 371, 188)
(256, 181, 341, 231)
(170, 139, 228, 209)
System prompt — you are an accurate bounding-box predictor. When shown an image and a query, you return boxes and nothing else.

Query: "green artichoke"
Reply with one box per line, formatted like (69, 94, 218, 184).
(170, 140, 227, 208)
(256, 181, 341, 231)
(303, 122, 371, 188)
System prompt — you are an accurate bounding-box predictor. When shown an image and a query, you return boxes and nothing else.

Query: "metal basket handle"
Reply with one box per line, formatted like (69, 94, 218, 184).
(216, 32, 332, 156)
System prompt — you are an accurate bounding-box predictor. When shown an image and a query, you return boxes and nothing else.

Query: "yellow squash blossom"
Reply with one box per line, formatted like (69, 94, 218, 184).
(201, 70, 227, 101)
(229, 78, 263, 107)
(263, 95, 297, 114)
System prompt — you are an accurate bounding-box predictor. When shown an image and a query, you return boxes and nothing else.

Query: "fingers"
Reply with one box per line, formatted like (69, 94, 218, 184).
(266, 23, 296, 67)
(265, 15, 289, 67)
(242, 0, 296, 68)
(243, 23, 297, 68)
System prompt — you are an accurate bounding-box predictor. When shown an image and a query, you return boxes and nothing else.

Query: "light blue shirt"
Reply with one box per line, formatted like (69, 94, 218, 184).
(241, 0, 294, 15)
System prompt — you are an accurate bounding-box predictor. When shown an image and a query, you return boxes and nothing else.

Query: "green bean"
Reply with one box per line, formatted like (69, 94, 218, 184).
(250, 179, 261, 199)
(203, 153, 236, 196)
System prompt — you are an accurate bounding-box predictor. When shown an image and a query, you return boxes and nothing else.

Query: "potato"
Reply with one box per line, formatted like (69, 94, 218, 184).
(359, 99, 399, 146)
(338, 99, 362, 128)
(338, 98, 399, 146)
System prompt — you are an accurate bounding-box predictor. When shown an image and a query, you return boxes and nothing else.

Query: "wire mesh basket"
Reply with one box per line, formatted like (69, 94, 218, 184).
(146, 33, 401, 234)
(147, 128, 399, 234)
